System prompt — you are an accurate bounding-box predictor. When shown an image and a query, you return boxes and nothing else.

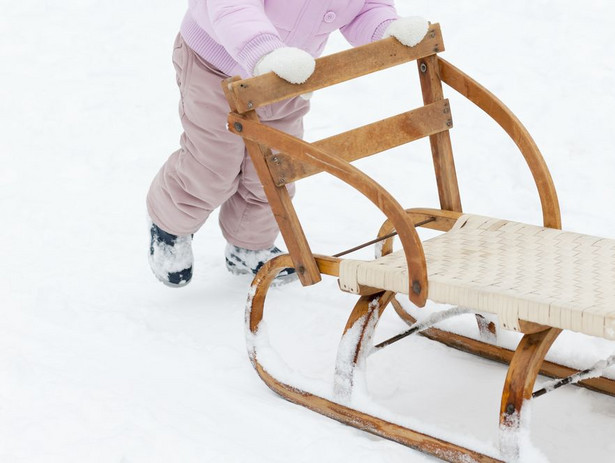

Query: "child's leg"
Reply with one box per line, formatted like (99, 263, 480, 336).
(146, 36, 248, 237)
(219, 97, 310, 250)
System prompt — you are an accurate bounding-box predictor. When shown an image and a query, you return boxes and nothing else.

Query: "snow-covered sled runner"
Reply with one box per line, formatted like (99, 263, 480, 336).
(223, 24, 615, 462)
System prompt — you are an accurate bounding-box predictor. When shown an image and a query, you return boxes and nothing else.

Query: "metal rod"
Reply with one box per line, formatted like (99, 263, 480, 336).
(371, 307, 473, 353)
(532, 353, 615, 398)
(333, 217, 436, 258)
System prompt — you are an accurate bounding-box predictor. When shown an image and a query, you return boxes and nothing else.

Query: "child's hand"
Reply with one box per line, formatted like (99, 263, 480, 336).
(254, 47, 316, 84)
(384, 17, 429, 47)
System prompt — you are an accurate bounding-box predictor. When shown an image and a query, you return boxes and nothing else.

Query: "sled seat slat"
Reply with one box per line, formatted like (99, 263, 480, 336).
(267, 99, 453, 186)
(339, 214, 615, 339)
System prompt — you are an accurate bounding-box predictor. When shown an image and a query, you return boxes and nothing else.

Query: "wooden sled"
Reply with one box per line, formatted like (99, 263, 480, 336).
(223, 24, 615, 462)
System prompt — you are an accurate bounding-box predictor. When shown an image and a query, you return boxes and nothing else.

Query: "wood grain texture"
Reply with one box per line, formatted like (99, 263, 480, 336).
(267, 100, 453, 186)
(223, 79, 321, 286)
(418, 55, 463, 213)
(226, 25, 445, 113)
(228, 113, 429, 307)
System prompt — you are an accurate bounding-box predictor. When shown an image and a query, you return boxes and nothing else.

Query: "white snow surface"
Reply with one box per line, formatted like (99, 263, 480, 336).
(3, 1, 615, 462)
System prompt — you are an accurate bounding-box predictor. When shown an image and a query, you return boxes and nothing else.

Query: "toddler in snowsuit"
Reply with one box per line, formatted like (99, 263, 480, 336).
(147, 0, 429, 287)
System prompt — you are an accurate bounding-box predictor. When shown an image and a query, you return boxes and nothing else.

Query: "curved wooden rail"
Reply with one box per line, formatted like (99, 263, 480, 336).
(246, 254, 503, 463)
(228, 114, 429, 307)
(438, 58, 561, 230)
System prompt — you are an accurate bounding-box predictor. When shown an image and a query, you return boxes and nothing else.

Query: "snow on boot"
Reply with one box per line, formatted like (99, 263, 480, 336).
(225, 243, 297, 285)
(149, 222, 193, 287)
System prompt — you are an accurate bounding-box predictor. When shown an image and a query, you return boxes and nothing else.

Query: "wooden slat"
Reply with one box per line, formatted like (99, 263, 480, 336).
(225, 24, 444, 114)
(418, 56, 462, 213)
(222, 78, 321, 286)
(315, 255, 341, 277)
(227, 113, 429, 307)
(266, 100, 453, 186)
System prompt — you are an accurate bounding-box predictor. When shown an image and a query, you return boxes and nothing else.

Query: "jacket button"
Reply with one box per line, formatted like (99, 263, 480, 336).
(323, 11, 336, 23)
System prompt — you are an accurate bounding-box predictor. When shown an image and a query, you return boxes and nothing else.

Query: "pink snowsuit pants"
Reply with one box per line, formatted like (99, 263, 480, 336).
(147, 35, 310, 250)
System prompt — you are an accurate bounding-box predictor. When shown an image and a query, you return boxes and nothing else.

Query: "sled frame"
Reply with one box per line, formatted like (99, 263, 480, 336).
(223, 24, 615, 462)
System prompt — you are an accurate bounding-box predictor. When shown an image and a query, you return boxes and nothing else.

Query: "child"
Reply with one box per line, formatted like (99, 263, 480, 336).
(147, 0, 428, 287)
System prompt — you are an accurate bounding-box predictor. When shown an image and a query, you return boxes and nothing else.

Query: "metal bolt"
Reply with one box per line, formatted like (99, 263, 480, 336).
(233, 122, 243, 132)
(420, 63, 427, 73)
(271, 156, 280, 164)
(506, 403, 515, 415)
(412, 280, 421, 295)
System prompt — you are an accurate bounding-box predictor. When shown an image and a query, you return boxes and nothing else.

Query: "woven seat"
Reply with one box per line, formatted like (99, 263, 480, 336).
(339, 214, 615, 339)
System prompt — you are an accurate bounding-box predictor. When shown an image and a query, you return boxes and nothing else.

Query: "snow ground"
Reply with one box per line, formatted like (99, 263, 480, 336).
(2, 1, 615, 462)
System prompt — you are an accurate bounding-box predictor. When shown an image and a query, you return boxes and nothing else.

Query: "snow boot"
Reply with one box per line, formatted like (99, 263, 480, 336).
(149, 222, 193, 287)
(225, 243, 297, 285)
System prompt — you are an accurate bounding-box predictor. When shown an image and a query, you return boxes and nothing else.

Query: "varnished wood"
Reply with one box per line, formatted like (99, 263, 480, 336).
(438, 58, 561, 229)
(228, 113, 429, 307)
(499, 328, 561, 459)
(314, 255, 340, 277)
(222, 81, 321, 286)
(501, 328, 562, 419)
(267, 100, 453, 186)
(418, 56, 462, 213)
(225, 25, 444, 114)
(341, 291, 394, 340)
(518, 320, 551, 334)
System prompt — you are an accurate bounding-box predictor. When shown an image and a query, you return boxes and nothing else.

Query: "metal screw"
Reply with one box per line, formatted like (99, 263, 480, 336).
(233, 122, 243, 132)
(506, 403, 515, 415)
(420, 63, 427, 73)
(247, 101, 254, 109)
(271, 156, 280, 164)
(446, 119, 453, 128)
(412, 280, 421, 295)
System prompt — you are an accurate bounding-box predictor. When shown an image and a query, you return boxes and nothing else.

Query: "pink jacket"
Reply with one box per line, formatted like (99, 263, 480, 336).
(181, 0, 399, 78)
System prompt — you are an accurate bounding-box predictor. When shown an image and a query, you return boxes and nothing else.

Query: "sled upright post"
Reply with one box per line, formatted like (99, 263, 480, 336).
(223, 24, 615, 462)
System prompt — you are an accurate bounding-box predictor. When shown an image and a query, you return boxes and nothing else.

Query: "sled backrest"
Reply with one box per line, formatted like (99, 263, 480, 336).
(222, 23, 559, 294)
(223, 24, 456, 291)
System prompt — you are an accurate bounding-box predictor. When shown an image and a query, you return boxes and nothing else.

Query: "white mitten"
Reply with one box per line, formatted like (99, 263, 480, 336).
(383, 17, 429, 47)
(254, 47, 316, 84)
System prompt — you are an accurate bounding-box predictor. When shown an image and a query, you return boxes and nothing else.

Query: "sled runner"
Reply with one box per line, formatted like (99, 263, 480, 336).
(223, 24, 615, 462)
